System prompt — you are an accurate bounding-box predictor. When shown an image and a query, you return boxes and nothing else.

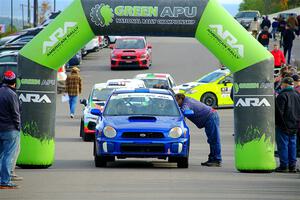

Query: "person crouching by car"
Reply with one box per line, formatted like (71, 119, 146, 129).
(175, 93, 222, 167)
(275, 77, 300, 173)
(65, 67, 82, 118)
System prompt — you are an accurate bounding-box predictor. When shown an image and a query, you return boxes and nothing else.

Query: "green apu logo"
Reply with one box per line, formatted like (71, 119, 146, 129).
(90, 4, 114, 27)
(90, 4, 197, 27)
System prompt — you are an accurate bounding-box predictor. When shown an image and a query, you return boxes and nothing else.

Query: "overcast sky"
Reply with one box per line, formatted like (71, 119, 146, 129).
(219, 0, 243, 4)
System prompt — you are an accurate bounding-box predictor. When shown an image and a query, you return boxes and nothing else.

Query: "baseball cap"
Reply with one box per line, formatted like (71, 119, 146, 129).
(281, 77, 294, 85)
(292, 74, 299, 82)
(2, 70, 16, 85)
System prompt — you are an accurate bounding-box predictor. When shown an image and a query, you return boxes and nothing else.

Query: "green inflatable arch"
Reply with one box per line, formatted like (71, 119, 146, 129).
(17, 0, 276, 171)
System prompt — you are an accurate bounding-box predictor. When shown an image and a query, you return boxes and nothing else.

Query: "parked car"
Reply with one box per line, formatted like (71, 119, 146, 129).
(82, 36, 101, 57)
(175, 68, 233, 108)
(110, 36, 152, 70)
(66, 51, 82, 71)
(80, 79, 146, 141)
(102, 36, 120, 48)
(91, 88, 192, 168)
(235, 10, 261, 30)
(0, 51, 18, 63)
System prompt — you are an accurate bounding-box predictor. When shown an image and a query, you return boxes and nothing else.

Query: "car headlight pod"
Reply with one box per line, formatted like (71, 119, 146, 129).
(169, 127, 183, 138)
(140, 53, 148, 59)
(103, 126, 117, 138)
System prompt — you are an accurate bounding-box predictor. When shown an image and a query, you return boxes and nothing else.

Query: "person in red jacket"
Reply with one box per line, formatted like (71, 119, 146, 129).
(271, 43, 286, 68)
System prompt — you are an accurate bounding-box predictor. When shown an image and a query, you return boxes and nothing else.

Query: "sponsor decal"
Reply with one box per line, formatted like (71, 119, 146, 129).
(234, 82, 273, 94)
(207, 24, 244, 59)
(43, 22, 79, 56)
(17, 78, 56, 88)
(19, 93, 52, 104)
(90, 4, 197, 26)
(236, 98, 271, 107)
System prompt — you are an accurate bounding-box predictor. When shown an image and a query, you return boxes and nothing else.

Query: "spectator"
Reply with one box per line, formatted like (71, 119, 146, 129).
(292, 74, 300, 93)
(274, 67, 291, 94)
(278, 17, 287, 47)
(271, 43, 286, 68)
(260, 15, 271, 30)
(175, 94, 222, 167)
(65, 66, 82, 118)
(292, 74, 300, 158)
(0, 71, 20, 189)
(250, 17, 260, 38)
(296, 15, 300, 37)
(275, 77, 300, 173)
(287, 14, 299, 31)
(258, 26, 272, 49)
(282, 24, 296, 64)
(271, 18, 279, 40)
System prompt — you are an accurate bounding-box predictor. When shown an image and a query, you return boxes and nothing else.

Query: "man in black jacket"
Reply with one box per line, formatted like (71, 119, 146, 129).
(282, 24, 296, 64)
(0, 71, 20, 189)
(275, 77, 300, 173)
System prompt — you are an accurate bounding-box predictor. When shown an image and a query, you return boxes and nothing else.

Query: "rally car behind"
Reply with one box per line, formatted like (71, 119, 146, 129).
(80, 79, 146, 141)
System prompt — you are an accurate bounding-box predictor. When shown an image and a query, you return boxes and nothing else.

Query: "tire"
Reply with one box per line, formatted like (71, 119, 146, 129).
(103, 36, 110, 48)
(94, 141, 114, 167)
(177, 156, 189, 168)
(80, 119, 84, 137)
(201, 93, 217, 108)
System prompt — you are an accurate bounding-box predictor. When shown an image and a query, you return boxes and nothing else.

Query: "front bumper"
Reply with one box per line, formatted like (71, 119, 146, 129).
(95, 137, 189, 158)
(111, 58, 150, 68)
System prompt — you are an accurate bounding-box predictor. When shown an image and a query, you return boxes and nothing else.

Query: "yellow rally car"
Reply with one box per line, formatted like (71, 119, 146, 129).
(175, 68, 233, 108)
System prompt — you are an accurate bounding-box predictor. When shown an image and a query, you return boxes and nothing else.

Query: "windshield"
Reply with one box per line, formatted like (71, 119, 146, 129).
(197, 72, 225, 83)
(115, 39, 145, 49)
(142, 79, 168, 88)
(235, 12, 257, 19)
(92, 88, 114, 101)
(104, 93, 180, 117)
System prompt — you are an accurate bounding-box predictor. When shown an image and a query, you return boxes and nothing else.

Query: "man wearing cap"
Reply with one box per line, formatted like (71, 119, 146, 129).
(65, 66, 82, 118)
(275, 77, 300, 173)
(292, 74, 300, 158)
(0, 71, 20, 189)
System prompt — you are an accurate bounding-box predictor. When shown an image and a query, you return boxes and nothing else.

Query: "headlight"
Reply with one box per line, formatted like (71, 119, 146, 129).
(140, 53, 147, 59)
(186, 89, 197, 94)
(103, 126, 117, 138)
(111, 53, 117, 59)
(169, 127, 183, 138)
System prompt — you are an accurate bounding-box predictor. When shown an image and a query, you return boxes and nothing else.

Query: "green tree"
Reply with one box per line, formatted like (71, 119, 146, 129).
(239, 0, 300, 15)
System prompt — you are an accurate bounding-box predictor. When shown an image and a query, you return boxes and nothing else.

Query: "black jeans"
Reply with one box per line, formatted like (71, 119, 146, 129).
(284, 45, 293, 64)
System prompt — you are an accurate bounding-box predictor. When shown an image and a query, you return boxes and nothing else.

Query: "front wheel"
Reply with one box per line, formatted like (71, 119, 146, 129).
(201, 93, 217, 108)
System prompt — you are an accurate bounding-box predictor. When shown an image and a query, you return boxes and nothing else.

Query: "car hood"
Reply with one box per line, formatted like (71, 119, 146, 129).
(113, 49, 146, 56)
(175, 82, 204, 91)
(103, 116, 182, 131)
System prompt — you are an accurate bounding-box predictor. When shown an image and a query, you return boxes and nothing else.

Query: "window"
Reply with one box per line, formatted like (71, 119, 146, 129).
(0, 55, 17, 63)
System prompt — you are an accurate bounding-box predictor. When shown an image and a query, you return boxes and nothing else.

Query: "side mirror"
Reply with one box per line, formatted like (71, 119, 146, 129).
(91, 108, 102, 116)
(183, 109, 194, 117)
(109, 44, 114, 49)
(80, 99, 87, 106)
(147, 44, 152, 49)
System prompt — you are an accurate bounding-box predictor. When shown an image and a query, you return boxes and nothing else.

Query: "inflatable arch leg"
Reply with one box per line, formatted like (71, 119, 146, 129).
(17, 0, 275, 171)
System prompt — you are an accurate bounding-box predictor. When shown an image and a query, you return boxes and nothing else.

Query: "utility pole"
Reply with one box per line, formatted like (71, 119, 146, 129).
(28, 0, 31, 26)
(21, 4, 25, 29)
(54, 0, 56, 12)
(33, 0, 38, 27)
(10, 0, 13, 32)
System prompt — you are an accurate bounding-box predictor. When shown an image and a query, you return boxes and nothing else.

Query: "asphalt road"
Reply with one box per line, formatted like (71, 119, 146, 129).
(1, 37, 300, 200)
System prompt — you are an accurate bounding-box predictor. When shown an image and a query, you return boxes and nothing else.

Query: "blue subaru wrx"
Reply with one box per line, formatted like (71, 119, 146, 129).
(91, 88, 193, 168)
